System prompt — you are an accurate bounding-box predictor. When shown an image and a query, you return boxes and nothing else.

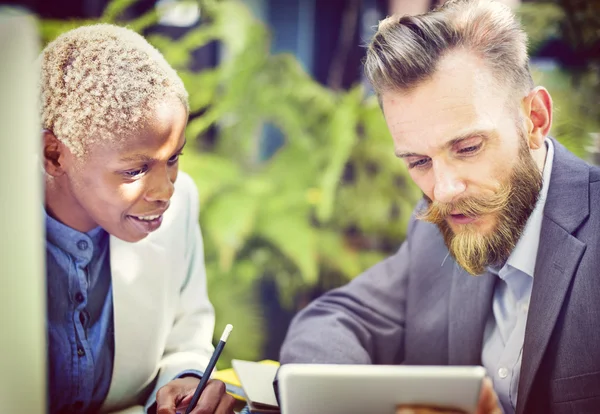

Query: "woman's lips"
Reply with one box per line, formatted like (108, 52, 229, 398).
(127, 214, 164, 233)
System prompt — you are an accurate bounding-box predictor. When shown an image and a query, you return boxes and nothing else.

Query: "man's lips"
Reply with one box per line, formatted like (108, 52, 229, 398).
(448, 212, 478, 225)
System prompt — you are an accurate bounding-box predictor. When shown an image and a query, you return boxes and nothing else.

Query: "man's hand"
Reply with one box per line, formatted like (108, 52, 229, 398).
(156, 377, 235, 414)
(396, 377, 502, 414)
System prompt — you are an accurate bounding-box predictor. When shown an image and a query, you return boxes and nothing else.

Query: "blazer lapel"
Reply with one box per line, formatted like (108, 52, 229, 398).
(515, 221, 586, 413)
(102, 235, 169, 410)
(515, 139, 590, 414)
(448, 264, 496, 365)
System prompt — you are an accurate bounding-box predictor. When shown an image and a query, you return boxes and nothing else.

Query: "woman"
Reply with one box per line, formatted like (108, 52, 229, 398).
(40, 23, 234, 414)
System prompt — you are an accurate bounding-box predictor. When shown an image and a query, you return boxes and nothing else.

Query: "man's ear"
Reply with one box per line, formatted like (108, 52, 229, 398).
(521, 87, 553, 150)
(42, 130, 69, 177)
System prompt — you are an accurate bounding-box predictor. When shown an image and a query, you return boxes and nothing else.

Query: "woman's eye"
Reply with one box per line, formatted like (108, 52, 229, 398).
(168, 152, 183, 165)
(123, 165, 148, 178)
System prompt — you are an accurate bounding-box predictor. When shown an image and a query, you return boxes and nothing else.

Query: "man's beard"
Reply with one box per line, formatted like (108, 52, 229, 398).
(417, 137, 543, 276)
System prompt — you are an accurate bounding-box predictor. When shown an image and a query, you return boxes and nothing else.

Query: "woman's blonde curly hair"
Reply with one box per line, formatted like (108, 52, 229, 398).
(39, 23, 189, 157)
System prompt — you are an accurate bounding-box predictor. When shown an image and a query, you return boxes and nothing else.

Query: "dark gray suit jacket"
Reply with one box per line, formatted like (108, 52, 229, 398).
(279, 139, 600, 414)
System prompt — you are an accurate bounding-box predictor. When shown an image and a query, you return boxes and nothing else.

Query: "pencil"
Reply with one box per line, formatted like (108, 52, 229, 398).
(184, 324, 233, 414)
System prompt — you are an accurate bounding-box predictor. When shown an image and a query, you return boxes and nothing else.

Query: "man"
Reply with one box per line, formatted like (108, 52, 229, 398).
(278, 1, 600, 413)
(40, 24, 234, 413)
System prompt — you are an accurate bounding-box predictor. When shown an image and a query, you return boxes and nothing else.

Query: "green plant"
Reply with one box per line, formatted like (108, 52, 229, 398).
(39, 0, 420, 366)
(518, 1, 600, 160)
(166, 0, 421, 311)
(40, 0, 598, 366)
(530, 66, 598, 159)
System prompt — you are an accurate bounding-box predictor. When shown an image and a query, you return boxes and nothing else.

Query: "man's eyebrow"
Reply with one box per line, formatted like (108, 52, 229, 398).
(445, 130, 490, 148)
(394, 129, 492, 159)
(119, 139, 187, 163)
(395, 151, 420, 159)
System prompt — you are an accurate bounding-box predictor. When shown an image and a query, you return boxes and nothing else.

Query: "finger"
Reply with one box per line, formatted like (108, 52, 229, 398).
(191, 380, 226, 414)
(214, 393, 236, 414)
(156, 385, 183, 414)
(476, 377, 502, 414)
(397, 405, 465, 414)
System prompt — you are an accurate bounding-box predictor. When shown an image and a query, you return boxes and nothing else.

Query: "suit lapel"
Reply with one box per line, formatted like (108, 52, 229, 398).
(448, 264, 496, 365)
(515, 221, 586, 414)
(515, 138, 590, 414)
(102, 235, 169, 409)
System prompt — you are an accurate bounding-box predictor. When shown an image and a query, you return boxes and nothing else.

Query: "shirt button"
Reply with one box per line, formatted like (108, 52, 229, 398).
(77, 346, 85, 357)
(79, 310, 87, 327)
(73, 401, 84, 410)
(77, 240, 88, 250)
(522, 303, 529, 312)
(75, 292, 85, 303)
(498, 367, 509, 379)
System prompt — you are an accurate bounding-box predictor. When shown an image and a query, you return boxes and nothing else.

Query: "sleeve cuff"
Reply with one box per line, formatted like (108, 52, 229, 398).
(146, 370, 205, 413)
(175, 369, 204, 380)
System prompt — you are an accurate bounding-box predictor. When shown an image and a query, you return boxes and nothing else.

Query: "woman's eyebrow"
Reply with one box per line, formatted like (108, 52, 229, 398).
(119, 139, 187, 163)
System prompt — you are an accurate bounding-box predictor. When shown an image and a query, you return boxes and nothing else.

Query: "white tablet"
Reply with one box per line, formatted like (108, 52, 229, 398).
(277, 364, 486, 414)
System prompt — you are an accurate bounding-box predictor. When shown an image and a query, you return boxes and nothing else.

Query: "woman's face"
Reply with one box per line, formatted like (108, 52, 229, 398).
(45, 98, 188, 242)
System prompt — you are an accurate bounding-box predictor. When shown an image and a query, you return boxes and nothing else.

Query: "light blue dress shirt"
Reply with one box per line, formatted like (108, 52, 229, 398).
(481, 139, 554, 414)
(45, 210, 115, 414)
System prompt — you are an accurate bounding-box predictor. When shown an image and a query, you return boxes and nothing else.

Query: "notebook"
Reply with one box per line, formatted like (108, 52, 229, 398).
(231, 359, 280, 413)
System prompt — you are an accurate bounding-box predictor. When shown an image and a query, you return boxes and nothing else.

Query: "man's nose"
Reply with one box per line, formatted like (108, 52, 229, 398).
(432, 163, 466, 204)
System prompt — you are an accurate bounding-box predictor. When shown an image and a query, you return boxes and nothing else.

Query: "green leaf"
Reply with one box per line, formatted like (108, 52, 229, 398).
(38, 18, 96, 44)
(516, 3, 564, 54)
(357, 251, 387, 272)
(532, 66, 597, 158)
(127, 9, 160, 35)
(201, 191, 260, 271)
(208, 1, 267, 56)
(179, 69, 220, 112)
(316, 230, 362, 280)
(206, 263, 264, 369)
(316, 86, 362, 223)
(101, 0, 138, 23)
(186, 102, 231, 139)
(180, 150, 243, 205)
(256, 210, 318, 285)
(263, 143, 318, 192)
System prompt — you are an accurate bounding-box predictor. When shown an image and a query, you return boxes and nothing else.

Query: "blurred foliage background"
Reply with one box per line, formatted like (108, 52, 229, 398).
(36, 0, 599, 369)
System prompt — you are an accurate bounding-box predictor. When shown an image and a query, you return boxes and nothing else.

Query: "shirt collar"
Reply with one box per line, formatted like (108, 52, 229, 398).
(45, 209, 107, 265)
(499, 138, 554, 278)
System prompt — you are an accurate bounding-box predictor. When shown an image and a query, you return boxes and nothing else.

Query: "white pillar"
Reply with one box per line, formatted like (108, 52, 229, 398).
(0, 7, 46, 414)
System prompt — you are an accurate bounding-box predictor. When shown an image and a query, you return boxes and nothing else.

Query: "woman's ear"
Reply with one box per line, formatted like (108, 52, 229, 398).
(42, 130, 68, 177)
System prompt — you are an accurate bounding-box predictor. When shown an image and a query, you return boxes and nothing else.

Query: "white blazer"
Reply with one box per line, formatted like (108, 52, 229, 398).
(99, 171, 215, 413)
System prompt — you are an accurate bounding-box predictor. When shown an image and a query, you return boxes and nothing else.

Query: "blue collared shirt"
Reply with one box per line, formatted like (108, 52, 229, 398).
(481, 139, 554, 414)
(45, 210, 115, 414)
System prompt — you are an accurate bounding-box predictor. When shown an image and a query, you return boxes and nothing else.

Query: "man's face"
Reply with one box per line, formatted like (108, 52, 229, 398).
(381, 50, 542, 275)
(50, 98, 188, 243)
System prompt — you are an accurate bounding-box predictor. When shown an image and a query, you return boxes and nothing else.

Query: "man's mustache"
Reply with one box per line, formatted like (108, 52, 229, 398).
(416, 186, 511, 224)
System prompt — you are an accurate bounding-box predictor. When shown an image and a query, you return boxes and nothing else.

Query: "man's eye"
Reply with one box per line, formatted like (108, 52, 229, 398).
(458, 144, 481, 154)
(123, 165, 148, 178)
(408, 158, 430, 169)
